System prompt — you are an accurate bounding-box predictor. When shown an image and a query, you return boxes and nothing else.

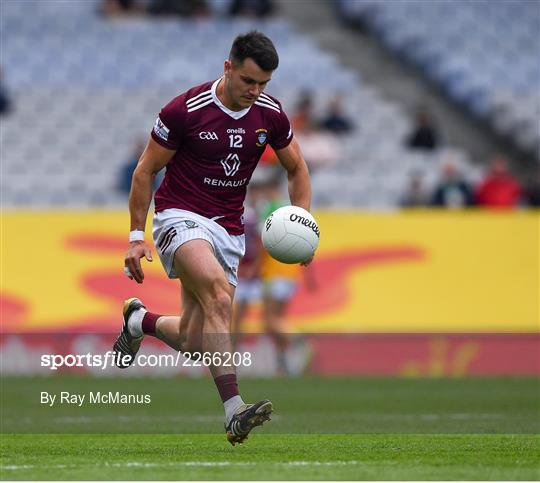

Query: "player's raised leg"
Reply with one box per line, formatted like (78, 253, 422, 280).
(156, 286, 204, 353)
(173, 239, 273, 445)
(136, 286, 204, 353)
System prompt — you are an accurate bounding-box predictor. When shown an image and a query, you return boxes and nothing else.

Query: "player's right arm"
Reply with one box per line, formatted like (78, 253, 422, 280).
(125, 138, 176, 283)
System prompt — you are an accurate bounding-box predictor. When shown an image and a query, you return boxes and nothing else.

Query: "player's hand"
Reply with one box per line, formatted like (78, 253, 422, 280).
(124, 241, 153, 284)
(300, 255, 314, 267)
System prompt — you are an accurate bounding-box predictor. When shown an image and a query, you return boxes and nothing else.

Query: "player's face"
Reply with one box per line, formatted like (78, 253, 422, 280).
(225, 58, 272, 109)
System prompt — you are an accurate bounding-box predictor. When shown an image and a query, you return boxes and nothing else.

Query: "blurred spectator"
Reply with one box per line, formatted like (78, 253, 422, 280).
(291, 91, 341, 171)
(475, 156, 522, 208)
(319, 96, 354, 135)
(229, 0, 274, 18)
(524, 169, 540, 207)
(101, 0, 208, 17)
(295, 122, 341, 171)
(99, 0, 145, 16)
(431, 161, 475, 208)
(400, 173, 429, 207)
(259, 144, 279, 167)
(147, 0, 209, 17)
(117, 139, 148, 195)
(0, 69, 12, 116)
(406, 109, 440, 150)
(291, 91, 314, 133)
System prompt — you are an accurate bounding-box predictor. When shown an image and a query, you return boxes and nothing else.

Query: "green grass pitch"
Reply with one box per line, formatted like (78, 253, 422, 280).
(1, 376, 539, 480)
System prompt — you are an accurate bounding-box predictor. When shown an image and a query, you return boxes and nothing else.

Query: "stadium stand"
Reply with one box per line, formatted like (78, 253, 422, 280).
(335, 0, 540, 160)
(1, 0, 481, 208)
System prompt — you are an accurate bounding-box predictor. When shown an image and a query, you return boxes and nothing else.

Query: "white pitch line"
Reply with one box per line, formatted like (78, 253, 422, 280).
(1, 465, 34, 470)
(1, 460, 363, 471)
(53, 415, 226, 424)
(53, 414, 283, 423)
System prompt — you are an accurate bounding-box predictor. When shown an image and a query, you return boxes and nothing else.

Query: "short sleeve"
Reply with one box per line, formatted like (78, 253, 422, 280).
(269, 106, 293, 151)
(150, 97, 184, 150)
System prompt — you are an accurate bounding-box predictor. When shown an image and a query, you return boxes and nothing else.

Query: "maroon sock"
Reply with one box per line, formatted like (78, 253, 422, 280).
(214, 374, 239, 403)
(142, 312, 161, 335)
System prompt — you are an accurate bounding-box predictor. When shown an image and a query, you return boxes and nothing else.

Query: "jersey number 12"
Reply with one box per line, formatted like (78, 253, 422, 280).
(229, 135, 243, 148)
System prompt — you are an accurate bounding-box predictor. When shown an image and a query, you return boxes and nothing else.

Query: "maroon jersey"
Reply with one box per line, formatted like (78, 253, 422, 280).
(151, 78, 293, 235)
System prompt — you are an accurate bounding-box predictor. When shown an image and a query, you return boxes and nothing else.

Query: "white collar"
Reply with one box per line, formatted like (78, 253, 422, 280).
(211, 77, 252, 120)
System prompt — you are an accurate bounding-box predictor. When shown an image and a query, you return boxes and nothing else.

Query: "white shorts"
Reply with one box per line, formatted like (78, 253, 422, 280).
(235, 279, 263, 303)
(153, 209, 245, 286)
(264, 277, 297, 301)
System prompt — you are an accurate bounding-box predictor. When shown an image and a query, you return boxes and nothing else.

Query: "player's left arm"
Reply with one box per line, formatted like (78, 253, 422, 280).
(275, 137, 311, 212)
(275, 138, 314, 266)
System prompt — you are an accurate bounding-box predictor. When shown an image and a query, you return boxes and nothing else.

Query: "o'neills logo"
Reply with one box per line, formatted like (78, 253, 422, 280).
(290, 213, 320, 238)
(265, 214, 273, 231)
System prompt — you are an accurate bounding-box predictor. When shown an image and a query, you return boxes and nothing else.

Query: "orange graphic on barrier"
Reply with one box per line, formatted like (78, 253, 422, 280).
(2, 211, 538, 333)
(2, 231, 424, 333)
(287, 247, 424, 320)
(400, 337, 480, 377)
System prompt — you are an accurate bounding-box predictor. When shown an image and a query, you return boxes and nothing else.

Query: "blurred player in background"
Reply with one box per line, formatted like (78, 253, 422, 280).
(114, 31, 312, 445)
(259, 175, 316, 375)
(231, 174, 315, 375)
(231, 184, 264, 350)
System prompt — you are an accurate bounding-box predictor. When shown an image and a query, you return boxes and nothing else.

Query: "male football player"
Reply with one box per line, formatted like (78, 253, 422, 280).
(115, 31, 312, 445)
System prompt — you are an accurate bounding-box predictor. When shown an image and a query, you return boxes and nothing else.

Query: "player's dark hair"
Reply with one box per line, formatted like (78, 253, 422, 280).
(229, 31, 279, 71)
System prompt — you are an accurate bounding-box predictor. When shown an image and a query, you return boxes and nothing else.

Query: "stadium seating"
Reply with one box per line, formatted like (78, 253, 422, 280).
(335, 0, 540, 159)
(2, 0, 478, 208)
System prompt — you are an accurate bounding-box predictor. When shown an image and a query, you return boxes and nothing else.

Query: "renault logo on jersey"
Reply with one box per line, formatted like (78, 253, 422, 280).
(199, 131, 219, 140)
(220, 153, 241, 177)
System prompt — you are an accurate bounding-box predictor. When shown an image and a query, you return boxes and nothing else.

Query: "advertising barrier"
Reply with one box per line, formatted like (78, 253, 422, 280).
(1, 210, 538, 375)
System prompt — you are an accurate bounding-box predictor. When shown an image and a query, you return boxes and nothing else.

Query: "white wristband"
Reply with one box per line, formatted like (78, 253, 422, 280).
(129, 230, 145, 242)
